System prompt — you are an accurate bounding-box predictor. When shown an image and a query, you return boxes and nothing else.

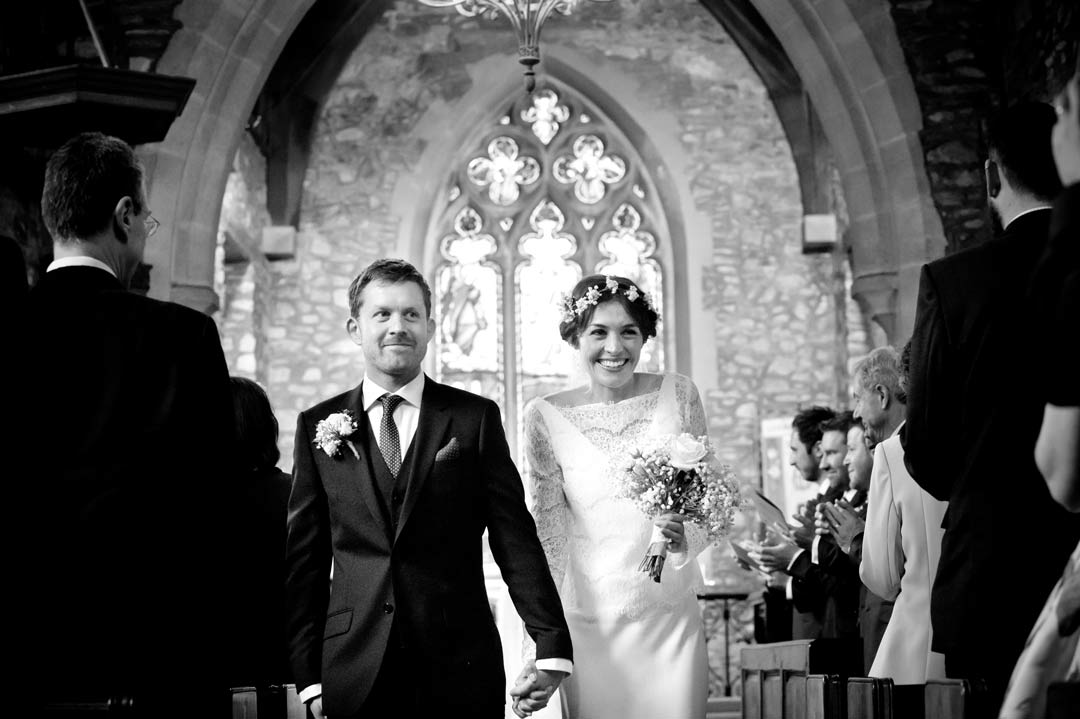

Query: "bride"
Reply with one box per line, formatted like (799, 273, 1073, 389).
(519, 274, 710, 719)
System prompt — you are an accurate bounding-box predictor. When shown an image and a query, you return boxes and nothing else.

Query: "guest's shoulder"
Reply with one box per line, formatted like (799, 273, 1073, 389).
(113, 291, 218, 334)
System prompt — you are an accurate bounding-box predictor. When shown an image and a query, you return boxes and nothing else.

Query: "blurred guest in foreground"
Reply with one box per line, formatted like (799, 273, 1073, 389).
(999, 68, 1080, 719)
(903, 102, 1080, 712)
(11, 132, 238, 716)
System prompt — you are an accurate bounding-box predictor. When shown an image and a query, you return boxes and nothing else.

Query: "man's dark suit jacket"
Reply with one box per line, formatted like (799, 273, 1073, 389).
(285, 378, 571, 717)
(12, 266, 239, 713)
(902, 209, 1080, 683)
(790, 487, 865, 641)
(790, 482, 847, 639)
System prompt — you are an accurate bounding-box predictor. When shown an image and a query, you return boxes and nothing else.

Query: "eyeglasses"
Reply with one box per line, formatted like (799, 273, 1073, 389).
(145, 214, 160, 237)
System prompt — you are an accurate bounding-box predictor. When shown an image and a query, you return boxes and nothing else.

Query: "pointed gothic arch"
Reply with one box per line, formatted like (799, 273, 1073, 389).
(394, 61, 692, 456)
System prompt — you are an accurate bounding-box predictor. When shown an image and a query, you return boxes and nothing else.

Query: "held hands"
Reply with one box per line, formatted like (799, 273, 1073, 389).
(822, 500, 865, 555)
(510, 662, 567, 717)
(653, 513, 687, 554)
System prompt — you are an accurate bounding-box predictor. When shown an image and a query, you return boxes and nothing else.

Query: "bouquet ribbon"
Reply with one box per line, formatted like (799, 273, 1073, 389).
(639, 524, 668, 583)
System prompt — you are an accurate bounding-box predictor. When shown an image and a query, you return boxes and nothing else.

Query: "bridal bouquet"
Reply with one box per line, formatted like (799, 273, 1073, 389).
(617, 433, 740, 582)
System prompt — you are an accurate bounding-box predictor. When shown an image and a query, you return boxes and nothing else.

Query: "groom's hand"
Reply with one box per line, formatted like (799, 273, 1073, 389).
(510, 661, 567, 717)
(307, 696, 324, 719)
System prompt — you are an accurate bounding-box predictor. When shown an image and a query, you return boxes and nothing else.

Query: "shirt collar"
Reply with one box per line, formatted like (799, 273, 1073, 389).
(843, 487, 860, 503)
(1003, 205, 1051, 230)
(47, 256, 117, 278)
(362, 372, 425, 412)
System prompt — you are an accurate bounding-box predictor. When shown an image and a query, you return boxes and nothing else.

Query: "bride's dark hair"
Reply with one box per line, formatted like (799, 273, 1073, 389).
(558, 274, 659, 347)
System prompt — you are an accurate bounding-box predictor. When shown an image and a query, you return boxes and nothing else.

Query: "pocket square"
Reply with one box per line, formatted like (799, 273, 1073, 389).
(435, 437, 462, 462)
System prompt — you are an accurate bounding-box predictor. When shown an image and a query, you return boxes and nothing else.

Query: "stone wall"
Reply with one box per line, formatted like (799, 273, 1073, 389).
(219, 0, 868, 698)
(887, 0, 1078, 255)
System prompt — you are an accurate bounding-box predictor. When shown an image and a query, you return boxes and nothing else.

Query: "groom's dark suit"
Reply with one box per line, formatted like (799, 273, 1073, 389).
(285, 377, 571, 717)
(11, 265, 238, 713)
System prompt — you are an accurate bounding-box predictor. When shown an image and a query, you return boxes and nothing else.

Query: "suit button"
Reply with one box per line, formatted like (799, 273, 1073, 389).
(383, 603, 394, 615)
(392, 490, 403, 504)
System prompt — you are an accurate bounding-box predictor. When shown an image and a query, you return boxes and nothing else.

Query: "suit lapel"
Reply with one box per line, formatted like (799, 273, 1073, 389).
(395, 377, 451, 543)
(337, 382, 393, 541)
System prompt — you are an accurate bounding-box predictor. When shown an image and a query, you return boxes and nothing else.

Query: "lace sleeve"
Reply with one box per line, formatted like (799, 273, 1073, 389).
(671, 374, 710, 566)
(521, 400, 569, 661)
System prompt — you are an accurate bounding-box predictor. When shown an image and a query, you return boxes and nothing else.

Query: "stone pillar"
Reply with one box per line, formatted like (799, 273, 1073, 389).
(851, 271, 899, 346)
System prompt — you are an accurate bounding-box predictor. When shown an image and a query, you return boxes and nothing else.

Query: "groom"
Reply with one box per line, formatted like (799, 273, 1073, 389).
(285, 259, 572, 718)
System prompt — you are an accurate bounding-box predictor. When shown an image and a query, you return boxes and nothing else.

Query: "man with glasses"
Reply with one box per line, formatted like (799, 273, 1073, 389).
(11, 132, 243, 716)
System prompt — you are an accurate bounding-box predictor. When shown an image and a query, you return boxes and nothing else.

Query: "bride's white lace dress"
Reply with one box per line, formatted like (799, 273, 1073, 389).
(524, 372, 709, 719)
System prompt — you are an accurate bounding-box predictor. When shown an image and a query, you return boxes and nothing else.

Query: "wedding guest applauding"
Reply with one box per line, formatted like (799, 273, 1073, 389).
(760, 413, 861, 642)
(787, 406, 838, 639)
(859, 343, 948, 689)
(903, 102, 1080, 712)
(523, 274, 712, 719)
(11, 132, 238, 716)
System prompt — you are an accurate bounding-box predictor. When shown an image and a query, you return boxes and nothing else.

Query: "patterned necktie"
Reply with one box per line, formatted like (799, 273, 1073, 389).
(378, 393, 406, 477)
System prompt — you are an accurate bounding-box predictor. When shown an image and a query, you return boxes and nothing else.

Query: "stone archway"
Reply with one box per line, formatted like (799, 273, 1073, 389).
(142, 0, 316, 313)
(748, 0, 945, 341)
(149, 0, 940, 345)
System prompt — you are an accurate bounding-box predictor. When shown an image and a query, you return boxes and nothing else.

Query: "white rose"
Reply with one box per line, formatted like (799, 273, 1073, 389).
(669, 434, 707, 471)
(330, 414, 355, 435)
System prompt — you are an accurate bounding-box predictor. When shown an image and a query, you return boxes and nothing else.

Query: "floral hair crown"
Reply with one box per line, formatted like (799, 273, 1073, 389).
(558, 276, 656, 324)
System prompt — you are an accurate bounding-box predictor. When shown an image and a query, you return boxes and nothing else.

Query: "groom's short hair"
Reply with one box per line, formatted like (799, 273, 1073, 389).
(349, 258, 433, 318)
(42, 132, 145, 243)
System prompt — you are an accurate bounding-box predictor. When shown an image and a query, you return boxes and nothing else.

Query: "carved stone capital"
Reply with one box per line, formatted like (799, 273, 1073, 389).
(851, 271, 899, 344)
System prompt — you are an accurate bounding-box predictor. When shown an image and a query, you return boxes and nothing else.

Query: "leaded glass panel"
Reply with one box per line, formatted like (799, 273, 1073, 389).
(429, 82, 671, 459)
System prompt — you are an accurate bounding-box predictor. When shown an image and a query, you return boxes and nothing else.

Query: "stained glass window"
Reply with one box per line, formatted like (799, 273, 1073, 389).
(429, 82, 670, 457)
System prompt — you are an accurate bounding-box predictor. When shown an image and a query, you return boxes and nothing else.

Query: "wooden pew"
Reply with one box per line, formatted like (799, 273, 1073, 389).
(42, 696, 137, 716)
(846, 677, 893, 719)
(924, 678, 988, 719)
(741, 639, 860, 719)
(230, 685, 306, 719)
(231, 687, 257, 719)
(806, 675, 843, 719)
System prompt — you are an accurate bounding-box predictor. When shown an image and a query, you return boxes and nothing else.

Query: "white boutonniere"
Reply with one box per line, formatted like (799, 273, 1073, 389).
(314, 410, 360, 459)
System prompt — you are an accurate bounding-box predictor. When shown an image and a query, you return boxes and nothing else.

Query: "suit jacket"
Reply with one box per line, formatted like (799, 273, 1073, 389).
(11, 266, 238, 712)
(790, 481, 848, 639)
(790, 487, 864, 641)
(862, 433, 947, 684)
(285, 378, 571, 716)
(902, 209, 1080, 670)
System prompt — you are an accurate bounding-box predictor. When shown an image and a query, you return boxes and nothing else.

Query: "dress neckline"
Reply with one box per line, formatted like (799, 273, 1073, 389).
(540, 373, 669, 412)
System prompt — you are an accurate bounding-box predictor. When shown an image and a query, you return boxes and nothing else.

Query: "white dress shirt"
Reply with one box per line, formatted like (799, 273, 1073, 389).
(362, 371, 425, 455)
(47, 255, 117, 278)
